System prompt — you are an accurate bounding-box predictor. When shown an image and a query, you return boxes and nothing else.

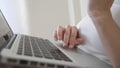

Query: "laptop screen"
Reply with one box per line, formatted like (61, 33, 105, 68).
(0, 10, 13, 49)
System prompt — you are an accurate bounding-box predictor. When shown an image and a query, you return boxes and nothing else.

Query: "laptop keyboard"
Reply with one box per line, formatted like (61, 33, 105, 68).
(17, 35, 72, 62)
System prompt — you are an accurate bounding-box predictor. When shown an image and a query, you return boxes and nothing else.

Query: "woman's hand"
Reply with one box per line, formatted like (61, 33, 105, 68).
(54, 25, 84, 48)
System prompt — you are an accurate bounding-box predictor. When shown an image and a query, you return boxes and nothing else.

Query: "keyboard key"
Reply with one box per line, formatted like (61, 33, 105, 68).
(34, 53, 43, 57)
(17, 35, 72, 62)
(44, 53, 53, 59)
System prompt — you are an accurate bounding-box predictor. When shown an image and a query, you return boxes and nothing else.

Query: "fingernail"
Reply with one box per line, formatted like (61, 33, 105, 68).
(63, 43, 67, 47)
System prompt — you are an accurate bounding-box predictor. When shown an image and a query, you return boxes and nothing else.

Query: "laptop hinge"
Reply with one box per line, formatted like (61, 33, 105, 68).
(6, 34, 17, 49)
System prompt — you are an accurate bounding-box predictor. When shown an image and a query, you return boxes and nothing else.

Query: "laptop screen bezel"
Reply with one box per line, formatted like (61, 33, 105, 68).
(0, 9, 14, 50)
(0, 9, 14, 34)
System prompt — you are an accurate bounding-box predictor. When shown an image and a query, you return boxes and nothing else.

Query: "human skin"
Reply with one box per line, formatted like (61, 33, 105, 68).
(54, 0, 120, 67)
(88, 0, 120, 68)
(54, 25, 84, 48)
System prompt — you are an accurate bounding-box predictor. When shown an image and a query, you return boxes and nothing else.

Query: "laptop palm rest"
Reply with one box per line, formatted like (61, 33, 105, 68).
(55, 42, 112, 68)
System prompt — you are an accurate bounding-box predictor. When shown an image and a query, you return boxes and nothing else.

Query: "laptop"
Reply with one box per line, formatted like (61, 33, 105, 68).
(0, 9, 112, 68)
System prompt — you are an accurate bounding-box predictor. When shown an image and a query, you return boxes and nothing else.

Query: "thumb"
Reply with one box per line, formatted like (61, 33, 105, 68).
(75, 38, 84, 45)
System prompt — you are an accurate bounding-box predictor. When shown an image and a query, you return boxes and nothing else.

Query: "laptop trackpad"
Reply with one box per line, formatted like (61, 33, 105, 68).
(55, 42, 112, 68)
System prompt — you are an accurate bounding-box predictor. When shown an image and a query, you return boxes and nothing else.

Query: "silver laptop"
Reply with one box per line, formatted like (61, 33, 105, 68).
(0, 9, 112, 68)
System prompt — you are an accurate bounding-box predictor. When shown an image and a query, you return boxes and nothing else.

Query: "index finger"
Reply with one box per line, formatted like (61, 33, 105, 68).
(57, 26, 65, 40)
(63, 25, 71, 47)
(69, 26, 78, 48)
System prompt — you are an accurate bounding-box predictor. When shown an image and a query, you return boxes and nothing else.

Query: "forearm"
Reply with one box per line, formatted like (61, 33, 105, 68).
(90, 11, 120, 68)
(88, 0, 120, 68)
(88, 0, 114, 12)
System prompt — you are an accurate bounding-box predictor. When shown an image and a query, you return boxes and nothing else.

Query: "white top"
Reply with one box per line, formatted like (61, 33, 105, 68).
(77, 1, 120, 65)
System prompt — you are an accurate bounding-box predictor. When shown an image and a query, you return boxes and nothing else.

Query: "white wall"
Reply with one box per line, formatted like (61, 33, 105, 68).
(2, 0, 118, 41)
(0, 0, 29, 34)
(25, 0, 71, 40)
(80, 0, 88, 18)
(68, 0, 81, 25)
(0, 0, 88, 40)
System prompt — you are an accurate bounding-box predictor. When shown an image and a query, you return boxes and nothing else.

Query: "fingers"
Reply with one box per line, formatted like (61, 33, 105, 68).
(68, 38, 84, 48)
(75, 38, 84, 45)
(54, 25, 65, 41)
(64, 26, 84, 48)
(57, 26, 65, 40)
(63, 25, 71, 47)
(54, 30, 58, 41)
(69, 26, 78, 48)
(63, 26, 80, 48)
(53, 25, 84, 49)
